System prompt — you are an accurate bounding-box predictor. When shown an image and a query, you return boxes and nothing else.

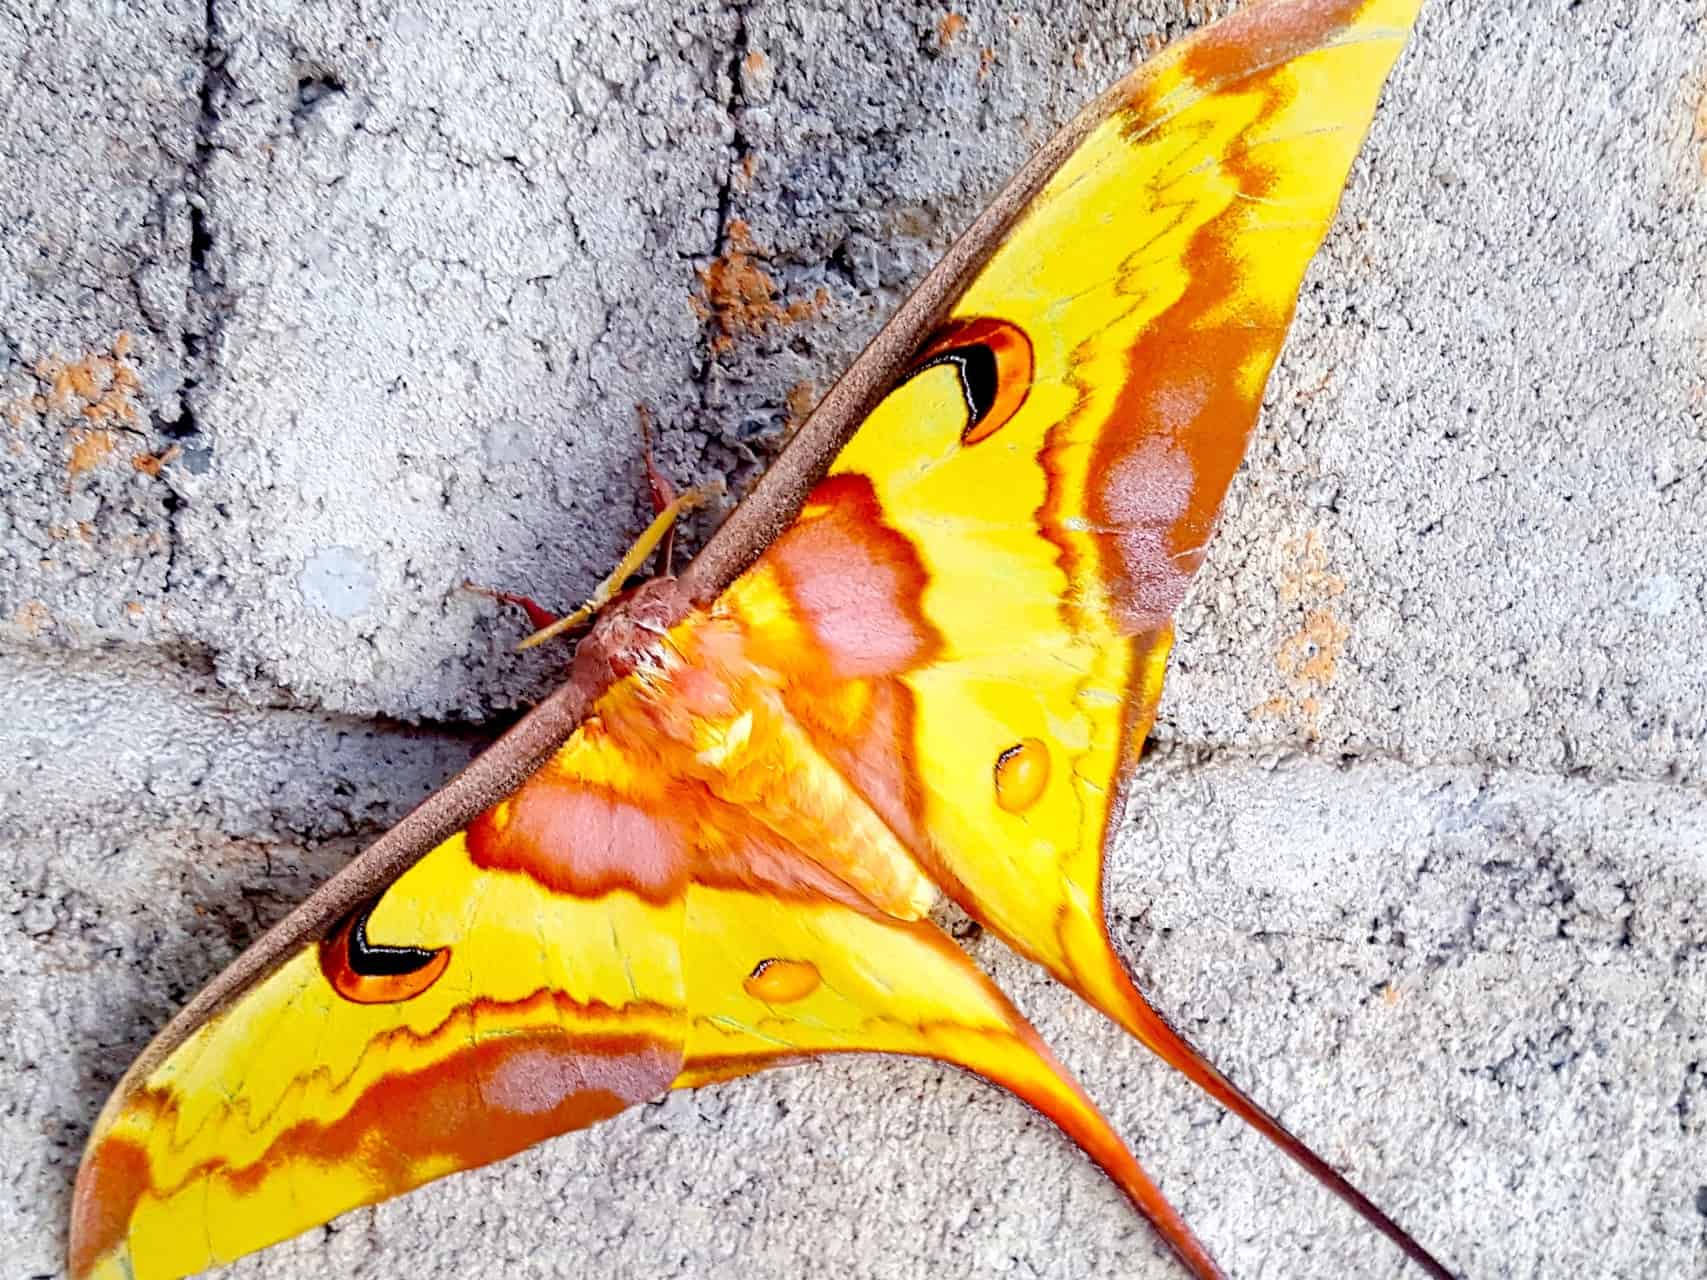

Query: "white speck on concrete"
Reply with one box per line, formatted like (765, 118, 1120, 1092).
(300, 545, 379, 619)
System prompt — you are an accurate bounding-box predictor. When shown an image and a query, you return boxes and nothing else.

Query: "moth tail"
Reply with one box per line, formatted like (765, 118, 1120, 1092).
(925, 1006, 1229, 1280)
(1089, 955, 1456, 1280)
(673, 895, 1228, 1278)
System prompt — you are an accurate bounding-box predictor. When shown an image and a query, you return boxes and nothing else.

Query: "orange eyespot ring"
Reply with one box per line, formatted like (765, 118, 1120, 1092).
(905, 315, 1034, 445)
(743, 958, 822, 1004)
(319, 898, 451, 1004)
(994, 738, 1050, 813)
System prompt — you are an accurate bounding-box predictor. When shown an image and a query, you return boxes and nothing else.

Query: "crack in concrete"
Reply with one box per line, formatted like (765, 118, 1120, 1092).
(691, 0, 753, 437)
(153, 0, 232, 595)
(173, 0, 227, 435)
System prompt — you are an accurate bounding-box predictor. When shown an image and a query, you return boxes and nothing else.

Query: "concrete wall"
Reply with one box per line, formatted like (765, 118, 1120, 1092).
(3, 0, 1704, 1276)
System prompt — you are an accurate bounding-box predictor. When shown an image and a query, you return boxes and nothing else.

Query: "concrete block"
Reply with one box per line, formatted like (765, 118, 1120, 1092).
(3, 1, 1703, 1277)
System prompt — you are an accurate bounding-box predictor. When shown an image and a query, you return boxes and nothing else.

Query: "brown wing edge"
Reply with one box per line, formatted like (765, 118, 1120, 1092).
(86, 678, 597, 1117)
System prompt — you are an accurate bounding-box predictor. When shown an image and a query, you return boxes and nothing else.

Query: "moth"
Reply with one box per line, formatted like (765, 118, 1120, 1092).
(69, 1, 1448, 1277)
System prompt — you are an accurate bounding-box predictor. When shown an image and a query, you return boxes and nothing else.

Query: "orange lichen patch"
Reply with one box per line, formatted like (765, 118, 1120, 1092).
(742, 49, 766, 77)
(12, 600, 51, 635)
(1144, 30, 1166, 56)
(47, 343, 142, 427)
(1256, 531, 1351, 735)
(124, 601, 145, 620)
(13, 336, 146, 468)
(938, 12, 968, 47)
(695, 220, 828, 354)
(68, 428, 117, 479)
(132, 444, 182, 477)
(1276, 529, 1345, 604)
(1275, 607, 1349, 685)
(993, 739, 1050, 813)
(978, 47, 996, 81)
(743, 958, 821, 1004)
(784, 380, 817, 432)
(735, 152, 759, 193)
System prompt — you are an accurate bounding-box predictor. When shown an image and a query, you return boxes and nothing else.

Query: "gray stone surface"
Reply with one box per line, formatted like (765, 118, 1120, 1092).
(3, 1, 1704, 1278)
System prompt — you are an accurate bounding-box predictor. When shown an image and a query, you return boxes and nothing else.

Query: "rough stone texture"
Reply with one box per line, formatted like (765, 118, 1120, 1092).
(3, 0, 1705, 1278)
(0, 0, 200, 653)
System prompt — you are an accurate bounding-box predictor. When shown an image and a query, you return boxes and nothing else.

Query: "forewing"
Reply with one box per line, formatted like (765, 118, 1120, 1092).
(69, 730, 689, 1280)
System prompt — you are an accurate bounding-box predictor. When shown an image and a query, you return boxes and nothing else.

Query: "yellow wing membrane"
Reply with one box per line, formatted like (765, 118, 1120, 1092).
(72, 731, 691, 1280)
(784, 0, 1421, 1040)
(72, 3, 1432, 1278)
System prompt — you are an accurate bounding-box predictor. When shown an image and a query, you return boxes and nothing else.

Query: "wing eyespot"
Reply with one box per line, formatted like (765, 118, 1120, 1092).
(993, 738, 1051, 813)
(743, 957, 822, 1004)
(905, 315, 1034, 444)
(319, 898, 451, 1004)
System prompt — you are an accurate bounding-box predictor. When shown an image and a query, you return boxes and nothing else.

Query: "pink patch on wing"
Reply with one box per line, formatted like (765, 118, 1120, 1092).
(1097, 434, 1197, 633)
(478, 1039, 670, 1117)
(467, 776, 689, 901)
(766, 473, 941, 678)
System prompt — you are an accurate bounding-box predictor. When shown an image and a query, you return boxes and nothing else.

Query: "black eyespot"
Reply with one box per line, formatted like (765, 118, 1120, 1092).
(902, 316, 1034, 446)
(341, 899, 442, 978)
(917, 342, 1000, 431)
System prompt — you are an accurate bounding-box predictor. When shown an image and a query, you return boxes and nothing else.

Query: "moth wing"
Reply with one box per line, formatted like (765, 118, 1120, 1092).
(69, 730, 690, 1280)
(73, 682, 1176, 1278)
(673, 886, 1222, 1277)
(72, 2, 1432, 1278)
(710, 0, 1434, 1267)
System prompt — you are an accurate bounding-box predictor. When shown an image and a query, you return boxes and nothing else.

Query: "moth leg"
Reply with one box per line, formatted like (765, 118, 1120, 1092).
(515, 486, 706, 651)
(636, 403, 680, 575)
(461, 408, 690, 647)
(461, 581, 564, 632)
(673, 887, 1227, 1280)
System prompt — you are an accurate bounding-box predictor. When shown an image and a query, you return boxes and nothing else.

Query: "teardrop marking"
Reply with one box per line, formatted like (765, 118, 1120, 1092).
(905, 315, 1034, 445)
(993, 738, 1051, 813)
(319, 897, 452, 1004)
(743, 958, 822, 1004)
